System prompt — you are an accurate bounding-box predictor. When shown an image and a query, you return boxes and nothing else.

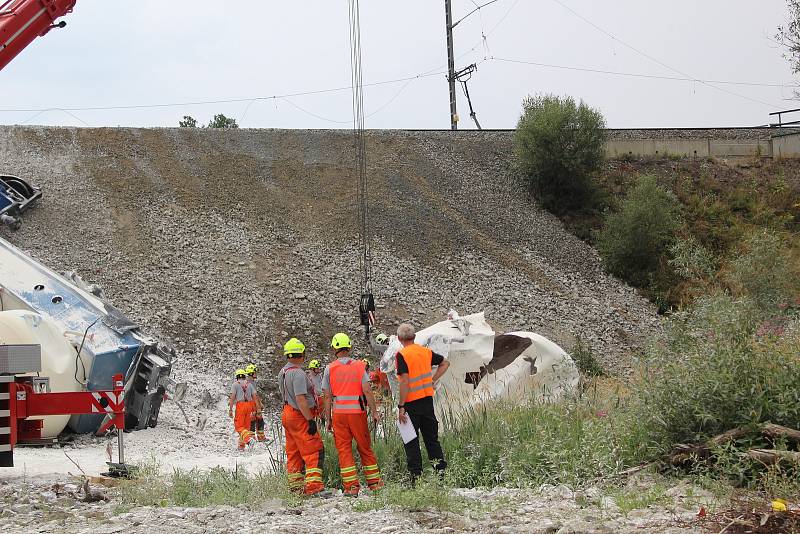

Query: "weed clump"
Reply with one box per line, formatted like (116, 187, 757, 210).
(571, 336, 605, 378)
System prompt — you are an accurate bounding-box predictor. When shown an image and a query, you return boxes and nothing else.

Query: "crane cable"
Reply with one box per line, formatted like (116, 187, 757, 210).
(348, 0, 375, 338)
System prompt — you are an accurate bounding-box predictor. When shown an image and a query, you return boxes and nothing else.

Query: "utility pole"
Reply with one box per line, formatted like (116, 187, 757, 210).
(445, 0, 458, 130)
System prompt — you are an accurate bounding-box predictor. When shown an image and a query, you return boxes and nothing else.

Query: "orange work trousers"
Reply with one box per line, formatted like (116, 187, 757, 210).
(281, 404, 325, 495)
(234, 401, 255, 449)
(332, 412, 382, 494)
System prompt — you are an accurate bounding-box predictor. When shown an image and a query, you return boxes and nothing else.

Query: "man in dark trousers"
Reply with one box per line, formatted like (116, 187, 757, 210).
(395, 323, 450, 480)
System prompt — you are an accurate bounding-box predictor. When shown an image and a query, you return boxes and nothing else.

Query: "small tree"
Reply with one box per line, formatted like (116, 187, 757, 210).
(207, 114, 239, 129)
(777, 1, 800, 75)
(513, 94, 606, 213)
(179, 115, 198, 128)
(598, 175, 680, 287)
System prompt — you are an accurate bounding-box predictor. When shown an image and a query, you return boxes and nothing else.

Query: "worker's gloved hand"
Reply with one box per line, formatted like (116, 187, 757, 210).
(307, 419, 318, 436)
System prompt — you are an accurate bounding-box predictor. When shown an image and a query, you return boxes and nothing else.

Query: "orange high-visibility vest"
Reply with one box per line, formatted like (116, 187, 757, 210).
(398, 344, 435, 402)
(329, 359, 367, 414)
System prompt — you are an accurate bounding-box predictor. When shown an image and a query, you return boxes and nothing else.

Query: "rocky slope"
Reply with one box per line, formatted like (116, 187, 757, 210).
(0, 126, 659, 401)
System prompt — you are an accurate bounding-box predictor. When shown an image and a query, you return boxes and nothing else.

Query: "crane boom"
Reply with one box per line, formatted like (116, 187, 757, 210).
(0, 0, 76, 71)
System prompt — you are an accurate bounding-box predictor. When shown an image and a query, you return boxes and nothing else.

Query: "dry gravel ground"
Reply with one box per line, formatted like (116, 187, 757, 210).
(0, 477, 714, 534)
(0, 126, 667, 532)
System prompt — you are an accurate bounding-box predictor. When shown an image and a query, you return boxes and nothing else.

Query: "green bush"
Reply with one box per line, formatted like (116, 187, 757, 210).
(725, 230, 798, 311)
(598, 175, 681, 288)
(514, 94, 606, 213)
(633, 294, 800, 448)
(668, 236, 717, 281)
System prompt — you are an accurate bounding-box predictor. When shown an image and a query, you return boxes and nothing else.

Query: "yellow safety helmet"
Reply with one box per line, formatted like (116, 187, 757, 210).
(235, 368, 247, 378)
(245, 364, 257, 375)
(283, 338, 306, 356)
(331, 332, 352, 350)
(375, 333, 388, 345)
(308, 359, 321, 370)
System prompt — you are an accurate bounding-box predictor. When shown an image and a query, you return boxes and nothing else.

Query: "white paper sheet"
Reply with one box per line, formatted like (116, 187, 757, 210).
(396, 417, 417, 444)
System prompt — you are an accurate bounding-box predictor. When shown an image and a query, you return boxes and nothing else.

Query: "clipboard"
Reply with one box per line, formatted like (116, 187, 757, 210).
(397, 417, 417, 444)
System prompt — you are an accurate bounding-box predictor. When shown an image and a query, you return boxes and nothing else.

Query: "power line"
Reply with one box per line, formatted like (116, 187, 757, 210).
(492, 57, 798, 88)
(21, 107, 89, 126)
(452, 0, 501, 29)
(549, 0, 781, 108)
(485, 0, 520, 39)
(4, 54, 787, 124)
(0, 71, 445, 114)
(266, 73, 435, 125)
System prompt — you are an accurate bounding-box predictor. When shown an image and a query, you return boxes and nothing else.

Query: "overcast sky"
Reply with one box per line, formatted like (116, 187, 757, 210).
(0, 0, 795, 129)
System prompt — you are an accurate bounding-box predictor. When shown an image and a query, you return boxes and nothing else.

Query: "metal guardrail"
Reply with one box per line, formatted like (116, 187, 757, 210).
(769, 108, 800, 128)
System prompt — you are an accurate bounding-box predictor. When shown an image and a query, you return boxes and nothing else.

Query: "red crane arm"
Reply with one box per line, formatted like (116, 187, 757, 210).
(0, 0, 76, 71)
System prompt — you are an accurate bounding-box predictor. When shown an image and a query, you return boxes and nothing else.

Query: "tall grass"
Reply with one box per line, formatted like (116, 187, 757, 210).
(118, 465, 300, 508)
(323, 294, 799, 494)
(316, 384, 653, 491)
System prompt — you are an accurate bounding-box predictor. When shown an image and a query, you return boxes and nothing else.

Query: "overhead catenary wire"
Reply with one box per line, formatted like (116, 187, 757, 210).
(452, 0, 502, 29)
(0, 71, 447, 114)
(280, 76, 424, 125)
(2, 56, 788, 121)
(549, 0, 781, 109)
(491, 57, 798, 88)
(1, 54, 789, 128)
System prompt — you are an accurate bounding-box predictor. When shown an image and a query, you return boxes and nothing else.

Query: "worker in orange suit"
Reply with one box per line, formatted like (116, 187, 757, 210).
(278, 338, 326, 496)
(322, 333, 383, 497)
(246, 364, 267, 442)
(228, 368, 261, 450)
(369, 366, 391, 394)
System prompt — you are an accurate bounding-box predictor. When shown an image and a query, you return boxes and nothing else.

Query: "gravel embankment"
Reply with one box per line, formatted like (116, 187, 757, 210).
(0, 126, 660, 404)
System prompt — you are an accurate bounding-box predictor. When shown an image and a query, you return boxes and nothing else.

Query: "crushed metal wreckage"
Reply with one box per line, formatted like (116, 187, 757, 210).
(378, 311, 580, 418)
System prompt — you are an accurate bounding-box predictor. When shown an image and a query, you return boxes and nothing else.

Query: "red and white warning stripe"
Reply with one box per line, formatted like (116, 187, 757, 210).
(90, 391, 125, 413)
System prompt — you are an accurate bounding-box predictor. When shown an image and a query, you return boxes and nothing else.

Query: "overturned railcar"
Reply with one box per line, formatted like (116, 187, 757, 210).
(0, 236, 173, 437)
